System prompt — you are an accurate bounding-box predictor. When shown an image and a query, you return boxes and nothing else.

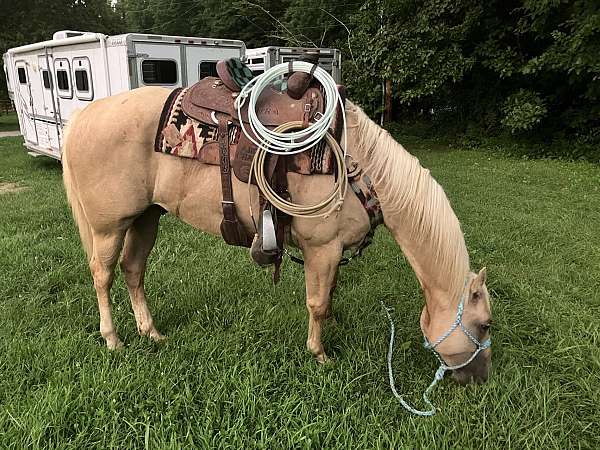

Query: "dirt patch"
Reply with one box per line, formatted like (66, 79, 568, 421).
(0, 182, 28, 194)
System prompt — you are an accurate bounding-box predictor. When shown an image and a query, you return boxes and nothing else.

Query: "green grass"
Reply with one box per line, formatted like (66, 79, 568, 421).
(0, 112, 19, 132)
(0, 135, 599, 449)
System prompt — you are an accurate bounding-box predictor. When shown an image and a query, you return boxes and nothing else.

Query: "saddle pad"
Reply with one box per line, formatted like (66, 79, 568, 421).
(154, 87, 235, 160)
(154, 88, 335, 177)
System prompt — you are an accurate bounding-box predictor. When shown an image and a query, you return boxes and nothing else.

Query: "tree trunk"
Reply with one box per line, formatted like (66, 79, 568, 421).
(384, 79, 393, 124)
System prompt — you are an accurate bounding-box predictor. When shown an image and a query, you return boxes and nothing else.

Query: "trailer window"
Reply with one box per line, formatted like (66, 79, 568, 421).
(42, 70, 52, 89)
(18, 67, 27, 84)
(57, 71, 69, 90)
(54, 59, 73, 99)
(75, 70, 89, 92)
(142, 60, 177, 84)
(199, 61, 217, 80)
(72, 57, 93, 101)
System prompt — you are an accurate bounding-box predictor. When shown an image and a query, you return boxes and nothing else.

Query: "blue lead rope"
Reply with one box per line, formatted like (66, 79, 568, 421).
(380, 285, 491, 416)
(380, 302, 442, 416)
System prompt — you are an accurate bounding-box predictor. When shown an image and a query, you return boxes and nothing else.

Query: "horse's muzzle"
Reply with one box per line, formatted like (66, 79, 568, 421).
(451, 349, 491, 385)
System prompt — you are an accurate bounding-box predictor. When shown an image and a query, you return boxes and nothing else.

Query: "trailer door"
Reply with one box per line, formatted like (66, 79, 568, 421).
(36, 54, 60, 150)
(13, 61, 38, 145)
(37, 55, 56, 117)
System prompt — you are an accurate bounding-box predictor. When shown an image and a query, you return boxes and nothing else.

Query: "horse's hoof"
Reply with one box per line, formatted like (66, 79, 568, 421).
(315, 353, 330, 365)
(106, 336, 124, 350)
(138, 325, 166, 342)
(148, 330, 166, 342)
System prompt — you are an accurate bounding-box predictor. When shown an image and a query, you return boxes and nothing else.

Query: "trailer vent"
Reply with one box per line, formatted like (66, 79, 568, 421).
(52, 30, 94, 40)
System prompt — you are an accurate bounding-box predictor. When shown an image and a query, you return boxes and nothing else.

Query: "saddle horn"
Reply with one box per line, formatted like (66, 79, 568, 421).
(287, 52, 321, 100)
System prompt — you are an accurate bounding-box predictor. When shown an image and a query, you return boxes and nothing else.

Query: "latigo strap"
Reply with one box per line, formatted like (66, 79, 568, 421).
(218, 115, 252, 247)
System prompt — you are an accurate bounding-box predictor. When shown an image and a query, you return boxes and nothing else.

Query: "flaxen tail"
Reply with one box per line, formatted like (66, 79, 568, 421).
(62, 110, 94, 262)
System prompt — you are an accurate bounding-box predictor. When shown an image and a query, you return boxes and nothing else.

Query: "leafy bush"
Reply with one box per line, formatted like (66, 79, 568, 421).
(501, 90, 548, 134)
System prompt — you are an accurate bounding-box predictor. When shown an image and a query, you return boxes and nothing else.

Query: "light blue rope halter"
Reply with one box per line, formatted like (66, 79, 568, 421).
(381, 278, 491, 416)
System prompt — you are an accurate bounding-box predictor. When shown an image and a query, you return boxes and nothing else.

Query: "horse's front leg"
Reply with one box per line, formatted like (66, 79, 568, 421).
(302, 242, 342, 363)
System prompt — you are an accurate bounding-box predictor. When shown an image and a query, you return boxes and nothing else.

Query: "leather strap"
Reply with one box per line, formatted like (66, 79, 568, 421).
(272, 155, 290, 283)
(219, 117, 236, 222)
(301, 66, 319, 127)
(218, 114, 251, 247)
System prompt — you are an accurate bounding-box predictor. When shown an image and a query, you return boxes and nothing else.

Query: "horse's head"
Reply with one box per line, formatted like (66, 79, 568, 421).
(419, 268, 492, 384)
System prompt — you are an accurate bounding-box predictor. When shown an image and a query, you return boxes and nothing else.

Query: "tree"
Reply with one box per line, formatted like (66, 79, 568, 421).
(345, 0, 599, 138)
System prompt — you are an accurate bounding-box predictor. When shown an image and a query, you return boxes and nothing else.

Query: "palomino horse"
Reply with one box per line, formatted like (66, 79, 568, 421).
(62, 87, 492, 384)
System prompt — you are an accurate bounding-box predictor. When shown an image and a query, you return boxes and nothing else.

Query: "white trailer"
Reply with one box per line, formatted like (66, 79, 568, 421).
(3, 31, 245, 159)
(244, 47, 341, 83)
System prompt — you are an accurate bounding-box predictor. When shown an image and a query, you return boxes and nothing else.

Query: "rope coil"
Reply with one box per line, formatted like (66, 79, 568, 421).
(235, 61, 347, 156)
(239, 62, 348, 219)
(249, 122, 347, 219)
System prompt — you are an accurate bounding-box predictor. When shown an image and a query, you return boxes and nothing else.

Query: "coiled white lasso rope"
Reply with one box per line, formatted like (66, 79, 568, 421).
(237, 61, 348, 219)
(235, 61, 347, 156)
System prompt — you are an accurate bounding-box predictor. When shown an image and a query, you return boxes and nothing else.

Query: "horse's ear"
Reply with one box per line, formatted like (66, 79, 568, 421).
(469, 267, 487, 302)
(477, 267, 487, 285)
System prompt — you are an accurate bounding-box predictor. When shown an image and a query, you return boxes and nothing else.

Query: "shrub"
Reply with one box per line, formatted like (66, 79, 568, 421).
(501, 89, 548, 134)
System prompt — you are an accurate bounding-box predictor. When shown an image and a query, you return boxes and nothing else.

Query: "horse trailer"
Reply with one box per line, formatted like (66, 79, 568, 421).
(3, 31, 245, 159)
(244, 47, 341, 83)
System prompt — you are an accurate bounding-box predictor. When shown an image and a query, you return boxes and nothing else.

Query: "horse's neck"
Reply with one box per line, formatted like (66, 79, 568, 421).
(387, 222, 450, 293)
(348, 112, 469, 298)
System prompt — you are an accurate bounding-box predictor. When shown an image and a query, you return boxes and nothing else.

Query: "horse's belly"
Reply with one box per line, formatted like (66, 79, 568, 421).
(152, 154, 259, 237)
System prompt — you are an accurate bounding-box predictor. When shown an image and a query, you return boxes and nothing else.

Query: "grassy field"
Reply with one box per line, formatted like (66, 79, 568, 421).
(0, 135, 598, 449)
(0, 112, 19, 132)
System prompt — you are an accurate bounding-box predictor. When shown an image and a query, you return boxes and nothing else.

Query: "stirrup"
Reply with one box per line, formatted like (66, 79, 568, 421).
(250, 209, 281, 267)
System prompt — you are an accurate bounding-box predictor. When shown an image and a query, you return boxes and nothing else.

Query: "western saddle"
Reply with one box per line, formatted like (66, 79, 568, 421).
(177, 57, 346, 274)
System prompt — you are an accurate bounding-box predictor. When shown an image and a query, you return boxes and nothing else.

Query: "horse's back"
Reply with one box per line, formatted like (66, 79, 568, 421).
(67, 87, 170, 153)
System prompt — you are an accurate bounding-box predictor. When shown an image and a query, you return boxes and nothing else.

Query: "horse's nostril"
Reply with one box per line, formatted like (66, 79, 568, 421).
(452, 361, 490, 385)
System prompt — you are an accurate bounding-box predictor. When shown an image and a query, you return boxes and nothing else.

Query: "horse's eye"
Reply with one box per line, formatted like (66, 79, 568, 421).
(480, 322, 492, 332)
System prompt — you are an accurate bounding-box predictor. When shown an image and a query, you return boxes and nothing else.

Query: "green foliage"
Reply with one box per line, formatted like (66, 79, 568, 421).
(501, 89, 548, 133)
(343, 0, 599, 142)
(118, 0, 289, 48)
(279, 0, 351, 47)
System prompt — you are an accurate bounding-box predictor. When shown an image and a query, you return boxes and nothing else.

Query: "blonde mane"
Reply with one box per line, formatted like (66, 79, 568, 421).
(347, 102, 470, 299)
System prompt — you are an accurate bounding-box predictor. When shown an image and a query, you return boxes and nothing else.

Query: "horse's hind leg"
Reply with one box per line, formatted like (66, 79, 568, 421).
(90, 229, 128, 350)
(120, 205, 164, 341)
(302, 242, 342, 363)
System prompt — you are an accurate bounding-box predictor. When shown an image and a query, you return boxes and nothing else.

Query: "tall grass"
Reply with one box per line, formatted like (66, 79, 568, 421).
(0, 136, 598, 448)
